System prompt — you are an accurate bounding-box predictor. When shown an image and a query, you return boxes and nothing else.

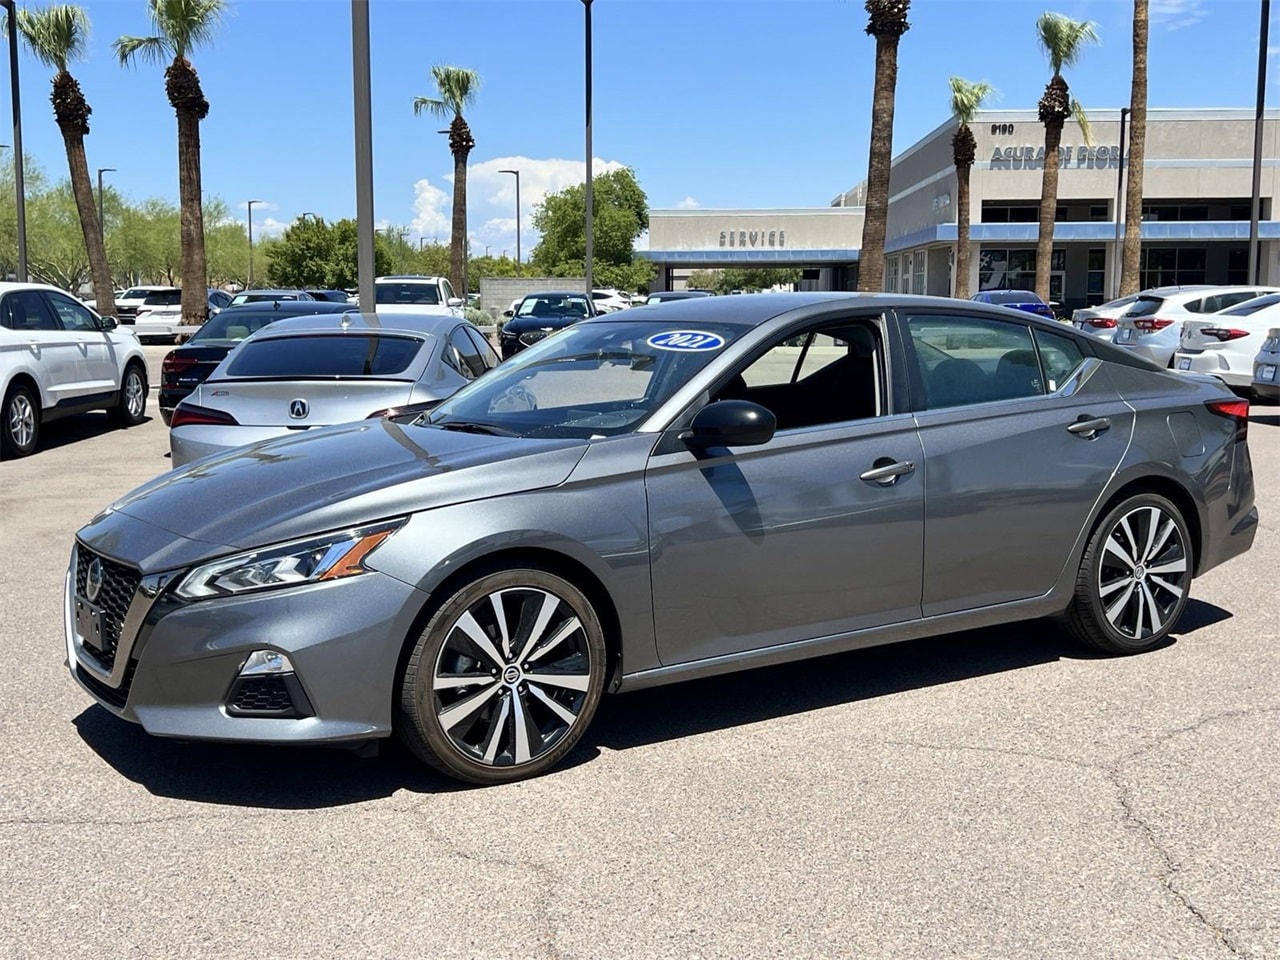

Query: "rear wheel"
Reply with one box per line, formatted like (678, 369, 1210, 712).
(1065, 493, 1192, 654)
(1, 383, 39, 458)
(398, 568, 607, 784)
(110, 363, 147, 427)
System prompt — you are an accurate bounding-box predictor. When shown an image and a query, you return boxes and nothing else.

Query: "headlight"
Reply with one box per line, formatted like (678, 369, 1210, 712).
(174, 518, 405, 601)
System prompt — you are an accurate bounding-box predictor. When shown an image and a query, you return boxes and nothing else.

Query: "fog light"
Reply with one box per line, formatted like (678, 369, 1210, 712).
(239, 650, 295, 676)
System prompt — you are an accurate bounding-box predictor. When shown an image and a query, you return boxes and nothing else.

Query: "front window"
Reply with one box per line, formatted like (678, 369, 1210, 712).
(46, 292, 100, 331)
(223, 334, 427, 379)
(427, 320, 742, 438)
(375, 282, 441, 306)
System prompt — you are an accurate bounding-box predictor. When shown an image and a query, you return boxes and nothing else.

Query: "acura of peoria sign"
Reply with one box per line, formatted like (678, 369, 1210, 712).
(990, 144, 1123, 169)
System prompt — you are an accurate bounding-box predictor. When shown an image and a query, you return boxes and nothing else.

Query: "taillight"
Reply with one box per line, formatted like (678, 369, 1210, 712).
(170, 403, 239, 428)
(365, 399, 442, 419)
(1199, 327, 1250, 342)
(1134, 317, 1176, 332)
(162, 352, 199, 375)
(1205, 398, 1249, 439)
(1087, 318, 1117, 329)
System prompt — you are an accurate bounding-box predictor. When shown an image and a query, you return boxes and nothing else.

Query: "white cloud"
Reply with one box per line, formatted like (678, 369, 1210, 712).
(676, 196, 700, 210)
(255, 217, 289, 238)
(409, 178, 452, 243)
(1150, 0, 1207, 30)
(238, 199, 279, 212)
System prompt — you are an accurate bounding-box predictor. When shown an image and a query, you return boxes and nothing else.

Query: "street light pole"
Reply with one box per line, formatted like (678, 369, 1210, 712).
(499, 168, 521, 267)
(1112, 108, 1129, 300)
(1247, 0, 1270, 285)
(351, 0, 376, 311)
(2, 0, 28, 282)
(582, 0, 593, 298)
(97, 167, 116, 248)
(246, 199, 263, 286)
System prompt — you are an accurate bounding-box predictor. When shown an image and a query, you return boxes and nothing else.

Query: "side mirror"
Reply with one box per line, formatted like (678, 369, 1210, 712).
(447, 297, 465, 308)
(684, 400, 775, 449)
(503, 309, 514, 318)
(99, 315, 118, 331)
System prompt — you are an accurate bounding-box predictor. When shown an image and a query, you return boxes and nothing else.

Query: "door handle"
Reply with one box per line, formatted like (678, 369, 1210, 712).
(1067, 416, 1111, 438)
(860, 458, 916, 486)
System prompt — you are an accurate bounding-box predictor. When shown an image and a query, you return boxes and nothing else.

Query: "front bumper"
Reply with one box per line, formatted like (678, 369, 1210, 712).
(65, 547, 427, 745)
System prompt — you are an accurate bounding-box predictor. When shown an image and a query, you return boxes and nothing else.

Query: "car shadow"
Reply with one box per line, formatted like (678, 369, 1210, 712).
(37, 412, 154, 453)
(73, 601, 1229, 807)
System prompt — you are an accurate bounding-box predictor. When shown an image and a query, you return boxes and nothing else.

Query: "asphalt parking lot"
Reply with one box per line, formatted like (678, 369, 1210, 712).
(1, 351, 1276, 959)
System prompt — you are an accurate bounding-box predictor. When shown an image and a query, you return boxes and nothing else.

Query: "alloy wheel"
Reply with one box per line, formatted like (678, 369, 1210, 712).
(1097, 504, 1189, 640)
(431, 585, 594, 768)
(7, 391, 35, 451)
(124, 369, 146, 419)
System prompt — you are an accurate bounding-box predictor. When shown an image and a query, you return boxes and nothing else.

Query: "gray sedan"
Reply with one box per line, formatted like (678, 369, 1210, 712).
(168, 311, 498, 466)
(66, 293, 1259, 784)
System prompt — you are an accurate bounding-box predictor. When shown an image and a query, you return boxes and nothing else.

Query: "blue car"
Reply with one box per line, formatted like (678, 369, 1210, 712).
(970, 289, 1056, 320)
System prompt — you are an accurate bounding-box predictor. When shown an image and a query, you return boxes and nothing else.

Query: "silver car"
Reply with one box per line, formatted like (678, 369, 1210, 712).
(66, 293, 1259, 784)
(169, 312, 497, 466)
(1253, 326, 1280, 402)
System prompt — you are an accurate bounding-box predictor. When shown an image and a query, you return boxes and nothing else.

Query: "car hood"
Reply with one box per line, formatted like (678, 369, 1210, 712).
(503, 315, 580, 333)
(98, 420, 589, 565)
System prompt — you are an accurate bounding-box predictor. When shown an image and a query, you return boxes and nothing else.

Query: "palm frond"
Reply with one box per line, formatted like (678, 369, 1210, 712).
(1072, 98, 1093, 145)
(412, 96, 448, 120)
(428, 64, 480, 117)
(149, 0, 226, 59)
(1036, 11, 1100, 74)
(113, 33, 171, 67)
(15, 5, 90, 73)
(949, 76, 997, 125)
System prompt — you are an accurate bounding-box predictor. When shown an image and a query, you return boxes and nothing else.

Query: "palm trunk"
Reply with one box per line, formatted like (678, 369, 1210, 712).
(1120, 0, 1148, 296)
(1035, 117, 1064, 303)
(858, 33, 901, 292)
(176, 107, 208, 325)
(450, 147, 468, 295)
(954, 161, 972, 299)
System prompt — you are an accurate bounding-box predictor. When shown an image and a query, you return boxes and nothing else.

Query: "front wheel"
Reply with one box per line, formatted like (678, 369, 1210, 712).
(398, 568, 607, 784)
(1065, 493, 1193, 654)
(1, 383, 40, 458)
(111, 363, 147, 427)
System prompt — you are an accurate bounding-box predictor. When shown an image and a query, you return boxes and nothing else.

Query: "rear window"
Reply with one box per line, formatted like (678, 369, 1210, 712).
(375, 283, 441, 306)
(225, 334, 427, 378)
(986, 290, 1041, 305)
(1220, 293, 1280, 316)
(1122, 296, 1164, 318)
(123, 287, 174, 300)
(231, 292, 304, 305)
(143, 290, 182, 306)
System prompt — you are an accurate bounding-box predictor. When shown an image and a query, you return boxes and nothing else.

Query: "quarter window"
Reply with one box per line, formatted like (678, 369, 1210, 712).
(447, 326, 487, 379)
(907, 314, 1043, 410)
(1033, 329, 1085, 391)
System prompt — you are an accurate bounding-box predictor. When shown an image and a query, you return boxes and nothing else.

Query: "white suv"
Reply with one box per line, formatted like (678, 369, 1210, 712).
(1, 282, 149, 458)
(373, 275, 464, 316)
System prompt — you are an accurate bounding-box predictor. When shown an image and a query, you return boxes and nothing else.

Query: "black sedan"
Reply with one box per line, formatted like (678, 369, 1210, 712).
(157, 301, 351, 424)
(499, 291, 597, 358)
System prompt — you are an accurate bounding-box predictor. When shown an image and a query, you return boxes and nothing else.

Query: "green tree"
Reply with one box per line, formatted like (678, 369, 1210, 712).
(265, 217, 390, 290)
(26, 180, 91, 289)
(1034, 11, 1098, 303)
(111, 197, 180, 284)
(115, 0, 227, 325)
(14, 4, 115, 317)
(948, 77, 996, 299)
(858, 0, 911, 292)
(1120, 0, 1147, 296)
(413, 65, 480, 297)
(531, 167, 650, 281)
(203, 198, 250, 288)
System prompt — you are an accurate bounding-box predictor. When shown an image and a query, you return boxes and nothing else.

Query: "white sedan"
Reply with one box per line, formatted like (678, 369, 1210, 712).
(1112, 285, 1278, 367)
(1173, 295, 1280, 394)
(1252, 326, 1279, 402)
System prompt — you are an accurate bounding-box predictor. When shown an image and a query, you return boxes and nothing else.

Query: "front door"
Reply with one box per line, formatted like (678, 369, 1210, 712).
(44, 291, 117, 390)
(646, 314, 925, 666)
(0, 290, 79, 403)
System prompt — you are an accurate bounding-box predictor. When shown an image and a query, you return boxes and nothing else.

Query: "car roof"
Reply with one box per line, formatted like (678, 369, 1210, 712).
(217, 301, 350, 318)
(235, 288, 310, 296)
(376, 275, 447, 283)
(244, 310, 463, 338)
(1140, 285, 1279, 303)
(521, 290, 589, 298)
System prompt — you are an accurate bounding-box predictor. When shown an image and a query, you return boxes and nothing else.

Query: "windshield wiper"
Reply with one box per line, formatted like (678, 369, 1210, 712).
(433, 419, 518, 437)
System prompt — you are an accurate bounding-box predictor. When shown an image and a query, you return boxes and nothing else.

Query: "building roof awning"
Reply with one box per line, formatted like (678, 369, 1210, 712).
(640, 249, 860, 264)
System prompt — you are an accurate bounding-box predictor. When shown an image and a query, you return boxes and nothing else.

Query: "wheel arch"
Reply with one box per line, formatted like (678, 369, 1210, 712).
(1087, 475, 1204, 577)
(4, 370, 47, 410)
(392, 545, 626, 709)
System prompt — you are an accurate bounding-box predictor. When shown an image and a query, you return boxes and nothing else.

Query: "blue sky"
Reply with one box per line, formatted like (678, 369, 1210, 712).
(2, 0, 1276, 258)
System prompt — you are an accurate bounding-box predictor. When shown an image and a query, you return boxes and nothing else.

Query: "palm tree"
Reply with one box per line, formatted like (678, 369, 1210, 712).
(1120, 0, 1148, 296)
(114, 0, 226, 328)
(857, 0, 911, 292)
(15, 5, 114, 320)
(948, 77, 996, 300)
(1033, 12, 1099, 304)
(413, 66, 480, 296)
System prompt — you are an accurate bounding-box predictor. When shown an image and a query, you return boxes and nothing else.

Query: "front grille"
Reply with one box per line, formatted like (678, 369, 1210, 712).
(76, 659, 137, 710)
(227, 674, 314, 719)
(75, 544, 142, 673)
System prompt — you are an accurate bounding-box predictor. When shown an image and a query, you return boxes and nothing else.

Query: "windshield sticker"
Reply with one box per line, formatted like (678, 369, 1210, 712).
(646, 331, 726, 352)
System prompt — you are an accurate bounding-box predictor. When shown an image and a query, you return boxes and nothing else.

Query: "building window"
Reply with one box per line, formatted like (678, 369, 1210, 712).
(912, 250, 926, 295)
(1227, 247, 1250, 286)
(1140, 247, 1207, 288)
(978, 248, 1065, 290)
(1089, 205, 1109, 222)
(885, 255, 899, 294)
(1087, 248, 1106, 299)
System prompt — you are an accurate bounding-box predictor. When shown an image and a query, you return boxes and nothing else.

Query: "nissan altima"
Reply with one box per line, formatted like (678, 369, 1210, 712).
(65, 293, 1258, 784)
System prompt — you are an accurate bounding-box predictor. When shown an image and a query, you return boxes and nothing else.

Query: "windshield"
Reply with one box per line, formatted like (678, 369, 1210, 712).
(426, 319, 742, 439)
(517, 294, 591, 319)
(375, 283, 441, 306)
(986, 290, 1040, 305)
(223, 334, 428, 379)
(231, 292, 306, 305)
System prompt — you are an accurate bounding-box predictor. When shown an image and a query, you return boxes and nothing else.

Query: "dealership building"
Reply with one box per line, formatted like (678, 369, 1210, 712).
(643, 108, 1279, 311)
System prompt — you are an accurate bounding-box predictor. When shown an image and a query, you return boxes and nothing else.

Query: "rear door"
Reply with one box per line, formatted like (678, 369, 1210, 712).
(899, 307, 1134, 616)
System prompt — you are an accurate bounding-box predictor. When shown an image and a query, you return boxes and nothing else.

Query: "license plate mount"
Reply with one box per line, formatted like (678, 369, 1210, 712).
(75, 597, 105, 654)
(1261, 364, 1277, 382)
(1178, 358, 1192, 370)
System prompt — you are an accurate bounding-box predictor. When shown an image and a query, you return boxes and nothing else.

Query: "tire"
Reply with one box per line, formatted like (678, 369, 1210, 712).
(398, 568, 607, 784)
(1065, 493, 1193, 654)
(1, 383, 39, 458)
(110, 362, 147, 427)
